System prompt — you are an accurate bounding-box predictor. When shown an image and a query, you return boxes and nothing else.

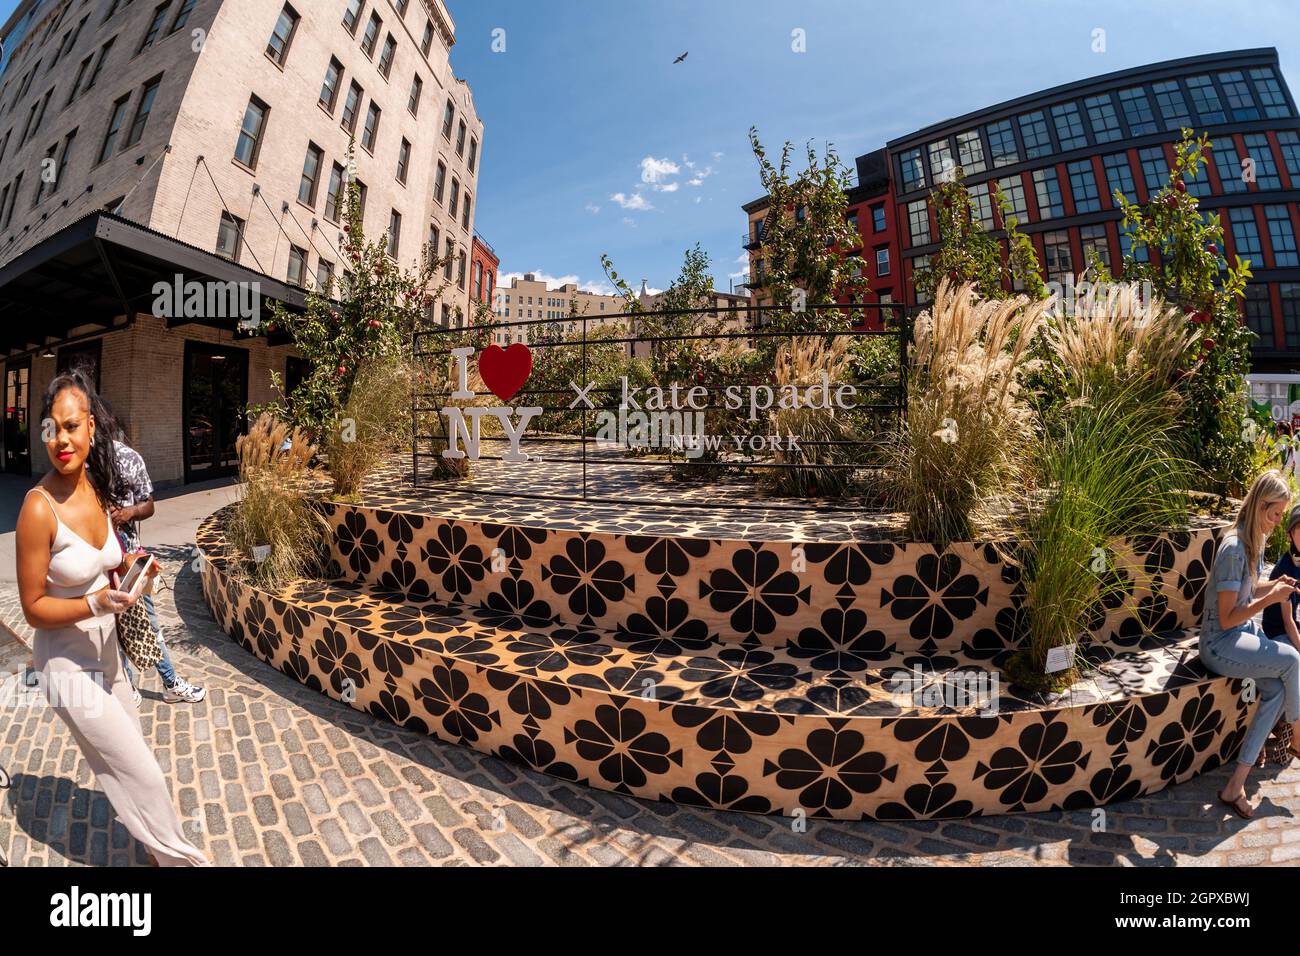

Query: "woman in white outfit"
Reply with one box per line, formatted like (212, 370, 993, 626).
(16, 369, 209, 866)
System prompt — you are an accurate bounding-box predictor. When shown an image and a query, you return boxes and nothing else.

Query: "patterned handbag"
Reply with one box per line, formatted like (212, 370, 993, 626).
(1259, 720, 1294, 766)
(113, 556, 162, 670)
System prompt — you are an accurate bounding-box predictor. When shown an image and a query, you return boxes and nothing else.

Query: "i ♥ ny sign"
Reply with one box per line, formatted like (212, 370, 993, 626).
(441, 345, 541, 463)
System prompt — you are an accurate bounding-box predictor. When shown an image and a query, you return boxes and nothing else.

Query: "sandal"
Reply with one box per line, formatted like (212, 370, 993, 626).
(1288, 745, 1300, 762)
(1218, 790, 1254, 820)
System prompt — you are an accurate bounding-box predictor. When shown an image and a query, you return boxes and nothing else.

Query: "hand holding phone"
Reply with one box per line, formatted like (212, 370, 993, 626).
(118, 554, 156, 598)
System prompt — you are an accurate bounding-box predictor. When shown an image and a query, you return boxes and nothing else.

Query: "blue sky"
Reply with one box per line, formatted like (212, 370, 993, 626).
(3, 0, 1299, 295)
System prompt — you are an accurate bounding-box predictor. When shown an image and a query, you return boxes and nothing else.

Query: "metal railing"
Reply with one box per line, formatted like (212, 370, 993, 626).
(410, 302, 915, 510)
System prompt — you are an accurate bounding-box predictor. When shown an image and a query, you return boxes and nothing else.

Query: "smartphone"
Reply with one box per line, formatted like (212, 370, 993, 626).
(119, 554, 156, 595)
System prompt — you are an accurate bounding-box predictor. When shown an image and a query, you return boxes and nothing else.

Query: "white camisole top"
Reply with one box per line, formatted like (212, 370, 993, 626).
(30, 486, 123, 632)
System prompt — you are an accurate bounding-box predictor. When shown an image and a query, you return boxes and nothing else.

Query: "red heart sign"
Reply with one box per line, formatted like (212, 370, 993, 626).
(478, 343, 533, 403)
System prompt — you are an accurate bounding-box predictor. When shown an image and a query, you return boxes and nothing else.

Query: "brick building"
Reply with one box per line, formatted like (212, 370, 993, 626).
(468, 230, 497, 318)
(743, 49, 1300, 357)
(0, 0, 483, 485)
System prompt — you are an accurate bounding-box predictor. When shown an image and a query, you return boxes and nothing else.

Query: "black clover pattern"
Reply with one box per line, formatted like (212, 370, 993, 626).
(421, 523, 487, 598)
(566, 701, 684, 791)
(700, 545, 811, 639)
(763, 724, 898, 815)
(882, 553, 989, 641)
(336, 509, 384, 576)
(973, 716, 1089, 809)
(543, 536, 635, 620)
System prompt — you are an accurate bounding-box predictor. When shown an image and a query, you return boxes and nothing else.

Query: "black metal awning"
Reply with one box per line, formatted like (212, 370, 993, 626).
(0, 210, 308, 355)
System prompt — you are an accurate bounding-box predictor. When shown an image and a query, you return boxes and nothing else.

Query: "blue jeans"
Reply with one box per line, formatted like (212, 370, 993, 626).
(119, 594, 178, 688)
(1200, 619, 1300, 767)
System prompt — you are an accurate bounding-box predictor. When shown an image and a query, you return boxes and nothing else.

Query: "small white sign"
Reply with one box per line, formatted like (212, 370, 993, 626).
(252, 544, 271, 564)
(1046, 643, 1077, 674)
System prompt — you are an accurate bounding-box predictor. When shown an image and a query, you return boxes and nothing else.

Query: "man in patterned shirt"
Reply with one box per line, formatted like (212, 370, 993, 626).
(107, 408, 207, 705)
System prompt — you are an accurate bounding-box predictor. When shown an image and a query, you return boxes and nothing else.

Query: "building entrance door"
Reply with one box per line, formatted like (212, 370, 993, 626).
(183, 343, 249, 482)
(3, 359, 31, 475)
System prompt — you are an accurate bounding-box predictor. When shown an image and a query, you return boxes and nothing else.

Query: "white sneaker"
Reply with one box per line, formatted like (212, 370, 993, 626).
(164, 678, 206, 704)
(131, 685, 142, 708)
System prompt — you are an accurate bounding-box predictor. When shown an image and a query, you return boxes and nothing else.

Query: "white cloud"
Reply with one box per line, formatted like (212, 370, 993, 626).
(712, 151, 724, 161)
(611, 192, 653, 211)
(499, 271, 620, 298)
(658, 182, 680, 193)
(584, 202, 601, 214)
(640, 156, 680, 184)
(687, 178, 704, 187)
(694, 196, 702, 204)
(728, 253, 750, 280)
(622, 217, 637, 228)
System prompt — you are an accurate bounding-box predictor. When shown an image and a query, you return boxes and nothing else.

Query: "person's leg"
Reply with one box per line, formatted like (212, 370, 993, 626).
(1201, 627, 1300, 809)
(142, 594, 177, 687)
(118, 645, 137, 690)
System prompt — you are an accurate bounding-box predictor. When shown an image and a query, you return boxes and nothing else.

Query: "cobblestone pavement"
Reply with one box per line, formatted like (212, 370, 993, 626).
(3, 550, 1300, 866)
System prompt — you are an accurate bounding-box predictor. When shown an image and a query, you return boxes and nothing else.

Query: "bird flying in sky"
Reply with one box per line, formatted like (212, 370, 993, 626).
(673, 52, 688, 64)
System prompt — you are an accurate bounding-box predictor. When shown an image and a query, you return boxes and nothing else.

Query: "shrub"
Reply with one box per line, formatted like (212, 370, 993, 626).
(767, 335, 855, 497)
(325, 355, 413, 499)
(881, 281, 1047, 547)
(228, 413, 329, 588)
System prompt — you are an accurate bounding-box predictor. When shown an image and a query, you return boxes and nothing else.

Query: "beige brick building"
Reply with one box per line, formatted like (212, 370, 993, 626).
(490, 273, 628, 345)
(0, 0, 483, 485)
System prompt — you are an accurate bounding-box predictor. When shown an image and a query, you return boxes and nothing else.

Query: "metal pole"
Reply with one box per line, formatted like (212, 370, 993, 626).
(582, 314, 588, 500)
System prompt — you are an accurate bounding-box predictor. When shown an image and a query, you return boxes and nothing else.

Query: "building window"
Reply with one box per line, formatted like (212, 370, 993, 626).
(138, 2, 170, 54)
(1151, 80, 1191, 130)
(1019, 111, 1053, 159)
(473, 261, 483, 301)
(897, 147, 925, 192)
(361, 102, 380, 152)
(33, 143, 57, 207)
(1138, 145, 1169, 193)
(442, 99, 455, 139)
(234, 96, 269, 168)
(97, 94, 130, 163)
(395, 0, 409, 15)
(969, 182, 994, 228)
(1219, 71, 1259, 121)
(434, 162, 446, 204)
(1042, 230, 1072, 285)
(421, 20, 434, 56)
(985, 119, 1019, 168)
(1067, 159, 1100, 213)
(298, 143, 323, 205)
(287, 245, 307, 286)
(378, 34, 396, 78)
(427, 225, 440, 267)
(170, 0, 197, 33)
(1244, 284, 1272, 349)
(444, 238, 454, 280)
(341, 81, 363, 134)
(1278, 130, 1300, 178)
(1101, 152, 1136, 203)
(1084, 94, 1122, 143)
(1118, 87, 1157, 136)
(354, 178, 367, 225)
(875, 247, 890, 277)
(456, 121, 468, 158)
(387, 210, 401, 258)
(468, 138, 478, 174)
(457, 251, 467, 289)
(911, 255, 930, 303)
(324, 162, 345, 222)
(122, 74, 161, 148)
(449, 178, 460, 218)
(462, 192, 471, 230)
(871, 204, 886, 232)
(1212, 138, 1247, 193)
(408, 75, 422, 115)
(1079, 224, 1111, 273)
(956, 130, 985, 173)
(320, 58, 344, 113)
(1282, 284, 1300, 350)
(907, 199, 929, 245)
(1230, 207, 1263, 264)
(84, 38, 115, 96)
(1032, 167, 1064, 219)
(997, 175, 1028, 224)
(50, 128, 76, 196)
(1186, 75, 1226, 125)
(216, 212, 243, 260)
(1051, 102, 1087, 151)
(928, 139, 954, 180)
(360, 11, 382, 58)
(396, 138, 410, 184)
(1120, 222, 1148, 263)
(1242, 133, 1281, 190)
(316, 259, 334, 291)
(265, 4, 299, 67)
(1265, 205, 1299, 267)
(342, 0, 365, 36)
(1251, 67, 1292, 119)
